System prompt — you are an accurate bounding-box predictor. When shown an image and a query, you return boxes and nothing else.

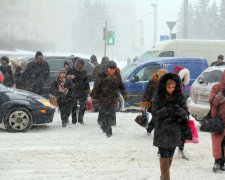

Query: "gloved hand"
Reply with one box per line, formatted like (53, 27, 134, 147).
(174, 107, 187, 118)
(140, 101, 150, 108)
(167, 105, 179, 114)
(123, 94, 129, 101)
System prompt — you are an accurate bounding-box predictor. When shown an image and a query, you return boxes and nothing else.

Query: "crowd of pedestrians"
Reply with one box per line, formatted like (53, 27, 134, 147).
(1, 52, 225, 178)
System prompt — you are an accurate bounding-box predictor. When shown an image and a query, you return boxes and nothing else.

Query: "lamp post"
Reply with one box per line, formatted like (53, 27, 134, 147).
(151, 0, 157, 44)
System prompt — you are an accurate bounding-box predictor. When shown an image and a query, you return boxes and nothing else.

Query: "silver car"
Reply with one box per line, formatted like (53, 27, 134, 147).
(187, 65, 225, 119)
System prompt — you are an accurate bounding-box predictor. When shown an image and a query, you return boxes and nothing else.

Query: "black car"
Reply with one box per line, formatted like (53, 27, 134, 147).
(24, 55, 95, 98)
(0, 83, 55, 132)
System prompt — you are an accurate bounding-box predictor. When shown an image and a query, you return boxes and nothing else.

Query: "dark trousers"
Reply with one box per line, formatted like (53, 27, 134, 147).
(98, 109, 116, 126)
(158, 147, 176, 158)
(99, 107, 116, 136)
(58, 101, 72, 125)
(72, 97, 87, 123)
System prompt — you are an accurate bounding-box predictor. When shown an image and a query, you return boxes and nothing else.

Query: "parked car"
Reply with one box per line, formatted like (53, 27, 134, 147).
(0, 83, 55, 132)
(121, 57, 208, 106)
(23, 55, 95, 98)
(187, 65, 225, 119)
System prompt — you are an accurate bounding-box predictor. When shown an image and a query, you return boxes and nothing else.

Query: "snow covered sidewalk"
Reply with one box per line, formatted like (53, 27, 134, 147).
(0, 111, 224, 180)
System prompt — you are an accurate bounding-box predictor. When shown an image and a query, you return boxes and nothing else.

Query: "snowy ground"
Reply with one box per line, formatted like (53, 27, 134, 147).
(0, 111, 224, 180)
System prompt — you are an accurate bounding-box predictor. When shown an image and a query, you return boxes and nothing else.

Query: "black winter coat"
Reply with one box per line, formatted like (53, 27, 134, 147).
(14, 66, 27, 90)
(91, 70, 127, 109)
(71, 69, 90, 99)
(0, 65, 14, 87)
(50, 78, 73, 104)
(24, 61, 50, 93)
(152, 73, 188, 149)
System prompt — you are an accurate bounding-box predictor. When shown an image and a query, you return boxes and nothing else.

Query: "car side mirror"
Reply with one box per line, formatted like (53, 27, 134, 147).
(131, 76, 139, 83)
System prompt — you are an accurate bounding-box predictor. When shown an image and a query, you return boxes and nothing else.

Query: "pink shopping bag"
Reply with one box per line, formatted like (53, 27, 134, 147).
(185, 118, 199, 144)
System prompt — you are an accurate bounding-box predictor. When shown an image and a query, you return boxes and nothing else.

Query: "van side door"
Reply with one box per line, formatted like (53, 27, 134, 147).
(127, 63, 161, 106)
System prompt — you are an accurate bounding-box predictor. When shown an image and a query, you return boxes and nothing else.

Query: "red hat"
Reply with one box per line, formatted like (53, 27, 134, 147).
(173, 66, 184, 74)
(0, 72, 4, 82)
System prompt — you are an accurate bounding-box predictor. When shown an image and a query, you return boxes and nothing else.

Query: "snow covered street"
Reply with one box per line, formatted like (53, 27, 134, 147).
(0, 111, 224, 180)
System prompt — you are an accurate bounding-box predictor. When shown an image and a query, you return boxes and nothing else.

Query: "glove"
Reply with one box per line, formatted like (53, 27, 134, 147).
(140, 101, 150, 108)
(123, 94, 129, 101)
(167, 105, 179, 114)
(174, 107, 187, 118)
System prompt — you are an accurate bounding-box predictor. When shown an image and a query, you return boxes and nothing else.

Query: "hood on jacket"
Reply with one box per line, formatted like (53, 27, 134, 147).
(74, 58, 86, 72)
(157, 72, 182, 99)
(178, 68, 190, 86)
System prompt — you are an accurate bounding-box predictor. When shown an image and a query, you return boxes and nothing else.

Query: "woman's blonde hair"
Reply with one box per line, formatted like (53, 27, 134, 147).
(166, 79, 176, 87)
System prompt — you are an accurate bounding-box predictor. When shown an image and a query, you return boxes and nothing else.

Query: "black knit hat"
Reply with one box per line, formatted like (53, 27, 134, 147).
(35, 51, 43, 58)
(64, 61, 70, 66)
(107, 60, 117, 68)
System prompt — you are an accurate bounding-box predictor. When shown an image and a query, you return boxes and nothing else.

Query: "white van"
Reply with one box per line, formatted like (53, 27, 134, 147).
(138, 39, 225, 65)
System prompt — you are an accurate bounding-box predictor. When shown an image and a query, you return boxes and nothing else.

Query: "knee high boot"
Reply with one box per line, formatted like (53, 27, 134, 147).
(160, 158, 170, 180)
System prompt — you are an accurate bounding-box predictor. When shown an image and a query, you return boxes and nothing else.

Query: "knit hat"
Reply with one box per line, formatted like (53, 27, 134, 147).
(35, 51, 43, 58)
(173, 66, 184, 74)
(107, 60, 117, 68)
(64, 61, 70, 67)
(101, 56, 109, 65)
(21, 59, 28, 67)
(59, 68, 66, 73)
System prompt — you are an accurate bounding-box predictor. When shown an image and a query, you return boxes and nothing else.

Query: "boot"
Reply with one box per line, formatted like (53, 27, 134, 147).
(221, 158, 225, 171)
(160, 158, 170, 180)
(213, 159, 221, 172)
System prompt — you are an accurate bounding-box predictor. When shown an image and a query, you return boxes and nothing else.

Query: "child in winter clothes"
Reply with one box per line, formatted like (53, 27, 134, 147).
(209, 70, 225, 172)
(50, 69, 73, 127)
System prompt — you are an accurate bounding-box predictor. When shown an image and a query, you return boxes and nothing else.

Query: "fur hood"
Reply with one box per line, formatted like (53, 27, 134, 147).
(157, 73, 182, 102)
(74, 58, 86, 72)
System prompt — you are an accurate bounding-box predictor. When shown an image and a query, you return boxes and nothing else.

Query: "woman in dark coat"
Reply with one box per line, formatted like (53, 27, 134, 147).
(50, 69, 73, 127)
(151, 73, 188, 180)
(91, 60, 128, 137)
(209, 70, 225, 172)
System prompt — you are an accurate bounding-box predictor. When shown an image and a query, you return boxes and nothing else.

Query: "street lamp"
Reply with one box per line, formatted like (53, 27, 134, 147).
(151, 0, 157, 44)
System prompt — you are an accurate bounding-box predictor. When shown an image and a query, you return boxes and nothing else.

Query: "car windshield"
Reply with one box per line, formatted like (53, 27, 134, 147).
(121, 64, 137, 81)
(197, 70, 222, 84)
(0, 83, 9, 91)
(138, 51, 158, 61)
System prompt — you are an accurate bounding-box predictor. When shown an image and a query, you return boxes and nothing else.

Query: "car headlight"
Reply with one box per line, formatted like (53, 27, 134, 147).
(36, 99, 54, 108)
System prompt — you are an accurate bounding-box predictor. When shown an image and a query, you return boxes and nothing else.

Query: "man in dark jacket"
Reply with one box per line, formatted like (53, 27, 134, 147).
(70, 58, 90, 124)
(210, 54, 225, 66)
(24, 51, 50, 95)
(64, 61, 73, 76)
(91, 60, 128, 137)
(0, 56, 14, 87)
(50, 69, 73, 127)
(151, 73, 189, 180)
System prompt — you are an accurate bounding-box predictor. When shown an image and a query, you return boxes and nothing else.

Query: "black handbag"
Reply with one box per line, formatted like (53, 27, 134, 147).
(200, 110, 224, 134)
(135, 108, 148, 128)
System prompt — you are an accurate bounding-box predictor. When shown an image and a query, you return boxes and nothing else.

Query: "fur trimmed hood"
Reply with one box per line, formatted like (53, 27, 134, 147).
(157, 73, 182, 101)
(74, 58, 86, 72)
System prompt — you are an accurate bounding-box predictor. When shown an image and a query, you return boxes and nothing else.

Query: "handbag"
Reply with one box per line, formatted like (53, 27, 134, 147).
(135, 107, 149, 128)
(200, 110, 224, 134)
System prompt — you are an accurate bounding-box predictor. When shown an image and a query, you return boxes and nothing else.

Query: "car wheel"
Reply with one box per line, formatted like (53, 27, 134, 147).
(4, 107, 33, 132)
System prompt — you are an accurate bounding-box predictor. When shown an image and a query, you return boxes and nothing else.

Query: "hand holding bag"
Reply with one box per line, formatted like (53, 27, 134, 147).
(200, 110, 224, 134)
(135, 107, 149, 128)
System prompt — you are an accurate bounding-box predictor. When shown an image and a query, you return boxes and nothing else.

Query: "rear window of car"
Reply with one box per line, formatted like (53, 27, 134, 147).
(46, 58, 69, 71)
(197, 70, 222, 84)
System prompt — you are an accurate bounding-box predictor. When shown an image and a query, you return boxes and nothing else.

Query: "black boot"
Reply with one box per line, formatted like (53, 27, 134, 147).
(213, 159, 222, 172)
